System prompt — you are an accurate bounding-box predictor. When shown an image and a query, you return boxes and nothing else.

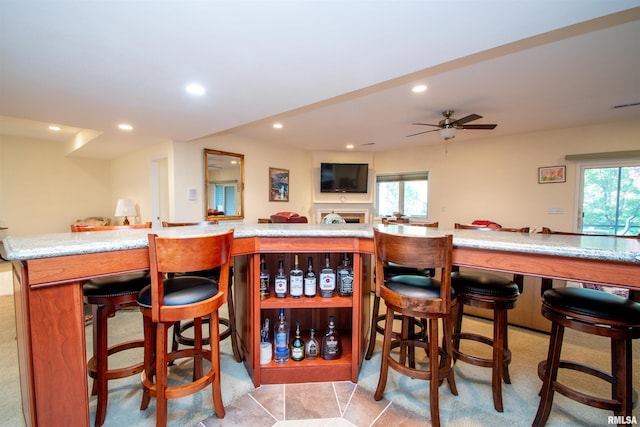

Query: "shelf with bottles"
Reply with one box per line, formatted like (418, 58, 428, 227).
(259, 252, 355, 307)
(259, 308, 353, 384)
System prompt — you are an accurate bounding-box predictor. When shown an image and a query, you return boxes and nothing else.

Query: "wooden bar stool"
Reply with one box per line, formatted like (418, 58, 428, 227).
(365, 221, 438, 360)
(137, 229, 234, 427)
(533, 287, 640, 426)
(450, 223, 528, 412)
(373, 228, 457, 427)
(71, 222, 152, 426)
(161, 221, 241, 363)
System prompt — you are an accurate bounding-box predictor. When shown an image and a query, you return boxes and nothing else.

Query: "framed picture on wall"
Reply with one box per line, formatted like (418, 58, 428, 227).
(538, 165, 566, 183)
(269, 167, 289, 201)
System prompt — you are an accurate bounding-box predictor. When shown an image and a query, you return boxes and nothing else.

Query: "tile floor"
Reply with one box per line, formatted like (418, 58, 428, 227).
(198, 381, 425, 427)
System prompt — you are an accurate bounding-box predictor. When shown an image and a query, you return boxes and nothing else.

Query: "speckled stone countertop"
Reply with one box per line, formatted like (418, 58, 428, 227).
(3, 223, 640, 263)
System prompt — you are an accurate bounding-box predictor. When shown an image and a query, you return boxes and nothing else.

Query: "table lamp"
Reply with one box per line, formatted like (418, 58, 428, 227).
(115, 199, 137, 225)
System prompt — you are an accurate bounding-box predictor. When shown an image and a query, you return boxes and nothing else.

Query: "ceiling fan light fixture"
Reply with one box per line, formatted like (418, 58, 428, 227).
(438, 126, 456, 140)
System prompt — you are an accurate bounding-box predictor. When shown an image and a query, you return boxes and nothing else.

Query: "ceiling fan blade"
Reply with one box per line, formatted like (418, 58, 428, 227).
(451, 113, 482, 126)
(406, 129, 439, 137)
(411, 122, 441, 127)
(460, 124, 497, 130)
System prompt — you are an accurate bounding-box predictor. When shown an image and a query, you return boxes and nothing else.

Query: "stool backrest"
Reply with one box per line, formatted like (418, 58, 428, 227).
(71, 222, 152, 232)
(161, 221, 218, 227)
(393, 221, 439, 228)
(541, 227, 639, 238)
(373, 228, 453, 314)
(147, 229, 234, 322)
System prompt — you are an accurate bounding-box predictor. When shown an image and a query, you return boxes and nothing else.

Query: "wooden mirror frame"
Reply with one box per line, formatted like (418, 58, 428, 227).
(204, 148, 245, 221)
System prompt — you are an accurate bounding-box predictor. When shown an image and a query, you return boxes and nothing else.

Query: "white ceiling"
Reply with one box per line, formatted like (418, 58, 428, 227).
(1, 1, 639, 159)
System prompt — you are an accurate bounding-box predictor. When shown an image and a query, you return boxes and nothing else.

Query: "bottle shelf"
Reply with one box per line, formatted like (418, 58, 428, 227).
(250, 250, 367, 386)
(261, 294, 353, 309)
(259, 336, 352, 385)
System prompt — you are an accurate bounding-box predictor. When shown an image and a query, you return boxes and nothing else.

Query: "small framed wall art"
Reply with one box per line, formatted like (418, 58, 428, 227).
(538, 165, 566, 184)
(269, 167, 289, 201)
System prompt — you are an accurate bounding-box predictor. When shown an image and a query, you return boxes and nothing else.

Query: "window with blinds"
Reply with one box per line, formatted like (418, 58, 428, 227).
(376, 172, 429, 217)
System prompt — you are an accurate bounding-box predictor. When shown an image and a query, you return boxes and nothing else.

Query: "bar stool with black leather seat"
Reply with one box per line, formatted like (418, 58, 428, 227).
(137, 229, 234, 427)
(373, 227, 457, 427)
(533, 286, 640, 426)
(450, 222, 529, 412)
(70, 222, 152, 427)
(365, 221, 438, 360)
(161, 221, 240, 363)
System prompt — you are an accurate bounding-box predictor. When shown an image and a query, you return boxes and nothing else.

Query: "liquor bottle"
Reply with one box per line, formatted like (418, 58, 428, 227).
(291, 321, 305, 362)
(304, 256, 317, 298)
(305, 328, 319, 360)
(337, 253, 354, 297)
(259, 255, 270, 300)
(321, 315, 342, 360)
(274, 260, 287, 298)
(319, 253, 336, 298)
(274, 308, 290, 363)
(289, 255, 303, 298)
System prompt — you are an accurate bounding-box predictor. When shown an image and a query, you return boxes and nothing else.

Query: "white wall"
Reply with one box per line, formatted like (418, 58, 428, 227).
(172, 134, 312, 224)
(374, 118, 640, 231)
(1, 118, 638, 236)
(0, 135, 113, 235)
(110, 140, 172, 226)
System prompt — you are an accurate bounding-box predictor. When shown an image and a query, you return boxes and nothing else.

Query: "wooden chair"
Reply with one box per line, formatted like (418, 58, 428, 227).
(450, 222, 529, 412)
(138, 229, 234, 427)
(70, 221, 152, 427)
(161, 221, 241, 363)
(365, 221, 438, 360)
(533, 287, 640, 426)
(373, 228, 457, 427)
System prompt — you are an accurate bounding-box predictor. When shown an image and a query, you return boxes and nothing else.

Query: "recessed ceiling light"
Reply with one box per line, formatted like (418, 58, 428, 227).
(48, 125, 61, 131)
(118, 124, 133, 131)
(273, 123, 283, 129)
(412, 84, 427, 93)
(186, 84, 205, 95)
(346, 144, 354, 149)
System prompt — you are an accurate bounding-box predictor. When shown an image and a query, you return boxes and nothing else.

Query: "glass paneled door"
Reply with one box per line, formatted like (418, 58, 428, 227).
(578, 161, 640, 235)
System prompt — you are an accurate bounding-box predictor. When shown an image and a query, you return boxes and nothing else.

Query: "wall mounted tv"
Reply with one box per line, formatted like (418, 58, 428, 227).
(320, 163, 369, 193)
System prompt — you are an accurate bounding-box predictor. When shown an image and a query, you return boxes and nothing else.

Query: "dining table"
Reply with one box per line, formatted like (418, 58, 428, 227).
(3, 223, 639, 427)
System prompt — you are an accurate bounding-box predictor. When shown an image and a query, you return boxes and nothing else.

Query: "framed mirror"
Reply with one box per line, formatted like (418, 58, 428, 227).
(204, 148, 244, 221)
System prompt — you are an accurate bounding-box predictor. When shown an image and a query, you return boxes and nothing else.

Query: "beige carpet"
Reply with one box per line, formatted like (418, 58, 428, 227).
(1, 276, 638, 426)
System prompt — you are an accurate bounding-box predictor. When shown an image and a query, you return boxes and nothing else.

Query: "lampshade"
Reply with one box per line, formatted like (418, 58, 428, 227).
(438, 126, 457, 140)
(115, 199, 137, 225)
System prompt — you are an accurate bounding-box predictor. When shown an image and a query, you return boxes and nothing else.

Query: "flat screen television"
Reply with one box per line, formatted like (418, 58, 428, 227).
(320, 163, 369, 193)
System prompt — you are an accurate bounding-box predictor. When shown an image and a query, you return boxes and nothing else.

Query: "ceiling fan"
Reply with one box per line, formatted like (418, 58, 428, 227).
(406, 110, 497, 140)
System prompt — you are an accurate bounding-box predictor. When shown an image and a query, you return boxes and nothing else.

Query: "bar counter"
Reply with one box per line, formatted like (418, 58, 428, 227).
(3, 223, 640, 427)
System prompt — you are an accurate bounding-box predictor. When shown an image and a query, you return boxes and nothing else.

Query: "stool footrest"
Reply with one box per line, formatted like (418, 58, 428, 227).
(87, 339, 145, 381)
(453, 332, 512, 369)
(537, 359, 631, 412)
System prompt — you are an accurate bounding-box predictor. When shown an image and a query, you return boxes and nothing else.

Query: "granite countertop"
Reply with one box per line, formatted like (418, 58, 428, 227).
(3, 223, 640, 264)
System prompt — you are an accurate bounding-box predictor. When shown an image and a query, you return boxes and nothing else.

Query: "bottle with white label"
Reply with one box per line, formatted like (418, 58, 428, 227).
(291, 321, 305, 362)
(274, 260, 287, 298)
(289, 255, 303, 298)
(319, 253, 336, 298)
(304, 256, 317, 297)
(337, 253, 354, 297)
